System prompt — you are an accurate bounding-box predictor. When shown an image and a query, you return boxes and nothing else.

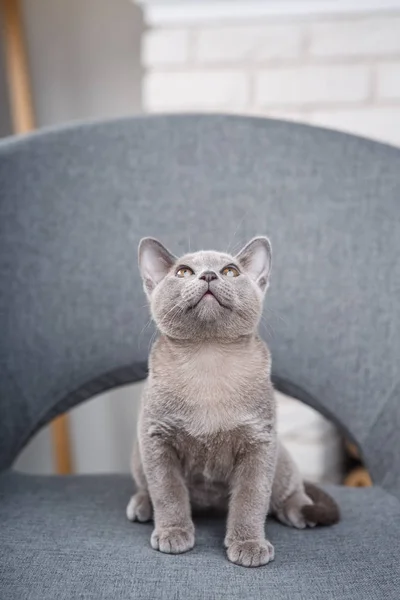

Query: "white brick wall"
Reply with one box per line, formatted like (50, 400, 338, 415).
(309, 17, 400, 57)
(256, 65, 370, 107)
(144, 70, 249, 111)
(377, 63, 400, 99)
(141, 10, 400, 147)
(311, 106, 400, 146)
(143, 29, 190, 66)
(195, 24, 303, 63)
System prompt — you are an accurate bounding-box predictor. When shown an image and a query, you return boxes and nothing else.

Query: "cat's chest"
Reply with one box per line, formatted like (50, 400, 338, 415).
(175, 348, 249, 400)
(162, 349, 261, 436)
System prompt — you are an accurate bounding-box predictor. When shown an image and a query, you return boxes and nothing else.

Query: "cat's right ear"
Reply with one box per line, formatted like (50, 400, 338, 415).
(138, 237, 177, 296)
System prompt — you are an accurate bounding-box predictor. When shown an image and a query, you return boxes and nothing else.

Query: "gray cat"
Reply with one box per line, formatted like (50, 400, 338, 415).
(127, 236, 339, 567)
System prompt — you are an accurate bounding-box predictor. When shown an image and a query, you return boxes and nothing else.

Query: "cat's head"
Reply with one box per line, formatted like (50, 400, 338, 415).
(138, 237, 271, 340)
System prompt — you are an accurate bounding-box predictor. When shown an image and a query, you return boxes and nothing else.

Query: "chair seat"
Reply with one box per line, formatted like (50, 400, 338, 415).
(1, 472, 399, 600)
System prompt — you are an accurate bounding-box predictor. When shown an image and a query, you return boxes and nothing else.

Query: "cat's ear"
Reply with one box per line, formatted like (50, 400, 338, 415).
(236, 236, 271, 291)
(138, 237, 176, 295)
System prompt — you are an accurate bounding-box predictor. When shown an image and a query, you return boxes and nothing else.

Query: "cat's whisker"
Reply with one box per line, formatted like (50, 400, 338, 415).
(147, 329, 158, 353)
(225, 211, 250, 255)
(161, 302, 185, 323)
(265, 306, 288, 327)
(138, 317, 154, 350)
(260, 317, 277, 341)
(164, 306, 186, 330)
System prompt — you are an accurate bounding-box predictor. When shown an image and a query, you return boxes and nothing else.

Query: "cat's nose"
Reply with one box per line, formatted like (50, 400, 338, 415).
(200, 270, 218, 283)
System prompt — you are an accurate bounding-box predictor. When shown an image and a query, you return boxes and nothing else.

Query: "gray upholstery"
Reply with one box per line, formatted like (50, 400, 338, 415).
(1, 472, 400, 600)
(0, 115, 400, 598)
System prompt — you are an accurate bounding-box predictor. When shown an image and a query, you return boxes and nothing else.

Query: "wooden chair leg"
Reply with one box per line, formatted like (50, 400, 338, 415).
(1, 0, 34, 133)
(1, 0, 74, 474)
(344, 467, 372, 488)
(51, 415, 74, 475)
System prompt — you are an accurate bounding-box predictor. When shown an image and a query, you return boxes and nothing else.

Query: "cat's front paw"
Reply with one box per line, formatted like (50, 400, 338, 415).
(151, 526, 195, 554)
(226, 539, 274, 567)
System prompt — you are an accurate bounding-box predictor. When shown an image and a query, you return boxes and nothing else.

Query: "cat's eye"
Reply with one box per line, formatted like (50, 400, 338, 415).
(176, 266, 194, 278)
(222, 265, 240, 278)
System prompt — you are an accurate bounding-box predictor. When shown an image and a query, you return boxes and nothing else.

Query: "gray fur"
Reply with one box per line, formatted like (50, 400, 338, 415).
(127, 237, 339, 567)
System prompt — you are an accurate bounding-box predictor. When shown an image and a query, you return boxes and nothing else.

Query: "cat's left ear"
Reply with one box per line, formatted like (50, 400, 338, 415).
(138, 237, 177, 296)
(236, 236, 272, 291)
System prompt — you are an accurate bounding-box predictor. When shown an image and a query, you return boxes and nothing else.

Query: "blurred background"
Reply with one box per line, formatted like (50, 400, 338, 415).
(2, 0, 399, 485)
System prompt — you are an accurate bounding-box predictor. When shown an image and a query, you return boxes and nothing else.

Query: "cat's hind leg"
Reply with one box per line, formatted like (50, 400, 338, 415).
(127, 440, 153, 523)
(301, 481, 340, 526)
(270, 442, 339, 528)
(126, 490, 152, 522)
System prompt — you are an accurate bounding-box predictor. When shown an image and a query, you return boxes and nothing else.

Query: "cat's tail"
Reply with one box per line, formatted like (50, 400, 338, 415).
(302, 482, 340, 526)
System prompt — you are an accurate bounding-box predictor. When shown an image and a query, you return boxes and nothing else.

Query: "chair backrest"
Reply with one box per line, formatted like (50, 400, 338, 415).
(1, 115, 399, 496)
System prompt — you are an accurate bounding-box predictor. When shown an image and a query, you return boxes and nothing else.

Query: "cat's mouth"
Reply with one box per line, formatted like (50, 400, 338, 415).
(189, 289, 231, 311)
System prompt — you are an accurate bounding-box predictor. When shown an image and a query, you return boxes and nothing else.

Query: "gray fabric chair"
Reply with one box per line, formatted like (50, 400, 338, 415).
(1, 114, 399, 600)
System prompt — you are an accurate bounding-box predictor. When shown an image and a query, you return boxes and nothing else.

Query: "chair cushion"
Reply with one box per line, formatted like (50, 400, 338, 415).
(1, 472, 399, 600)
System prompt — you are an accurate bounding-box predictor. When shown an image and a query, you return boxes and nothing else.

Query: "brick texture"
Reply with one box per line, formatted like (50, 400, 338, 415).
(310, 17, 400, 57)
(310, 107, 400, 147)
(144, 70, 249, 111)
(142, 10, 400, 147)
(377, 63, 400, 100)
(195, 24, 303, 63)
(255, 65, 370, 107)
(143, 30, 190, 67)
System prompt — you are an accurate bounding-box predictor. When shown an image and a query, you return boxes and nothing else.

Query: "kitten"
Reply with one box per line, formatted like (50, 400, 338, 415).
(127, 237, 339, 568)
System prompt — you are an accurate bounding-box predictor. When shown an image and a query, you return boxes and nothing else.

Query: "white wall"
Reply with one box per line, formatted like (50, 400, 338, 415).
(22, 0, 143, 125)
(12, 0, 144, 475)
(141, 3, 400, 146)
